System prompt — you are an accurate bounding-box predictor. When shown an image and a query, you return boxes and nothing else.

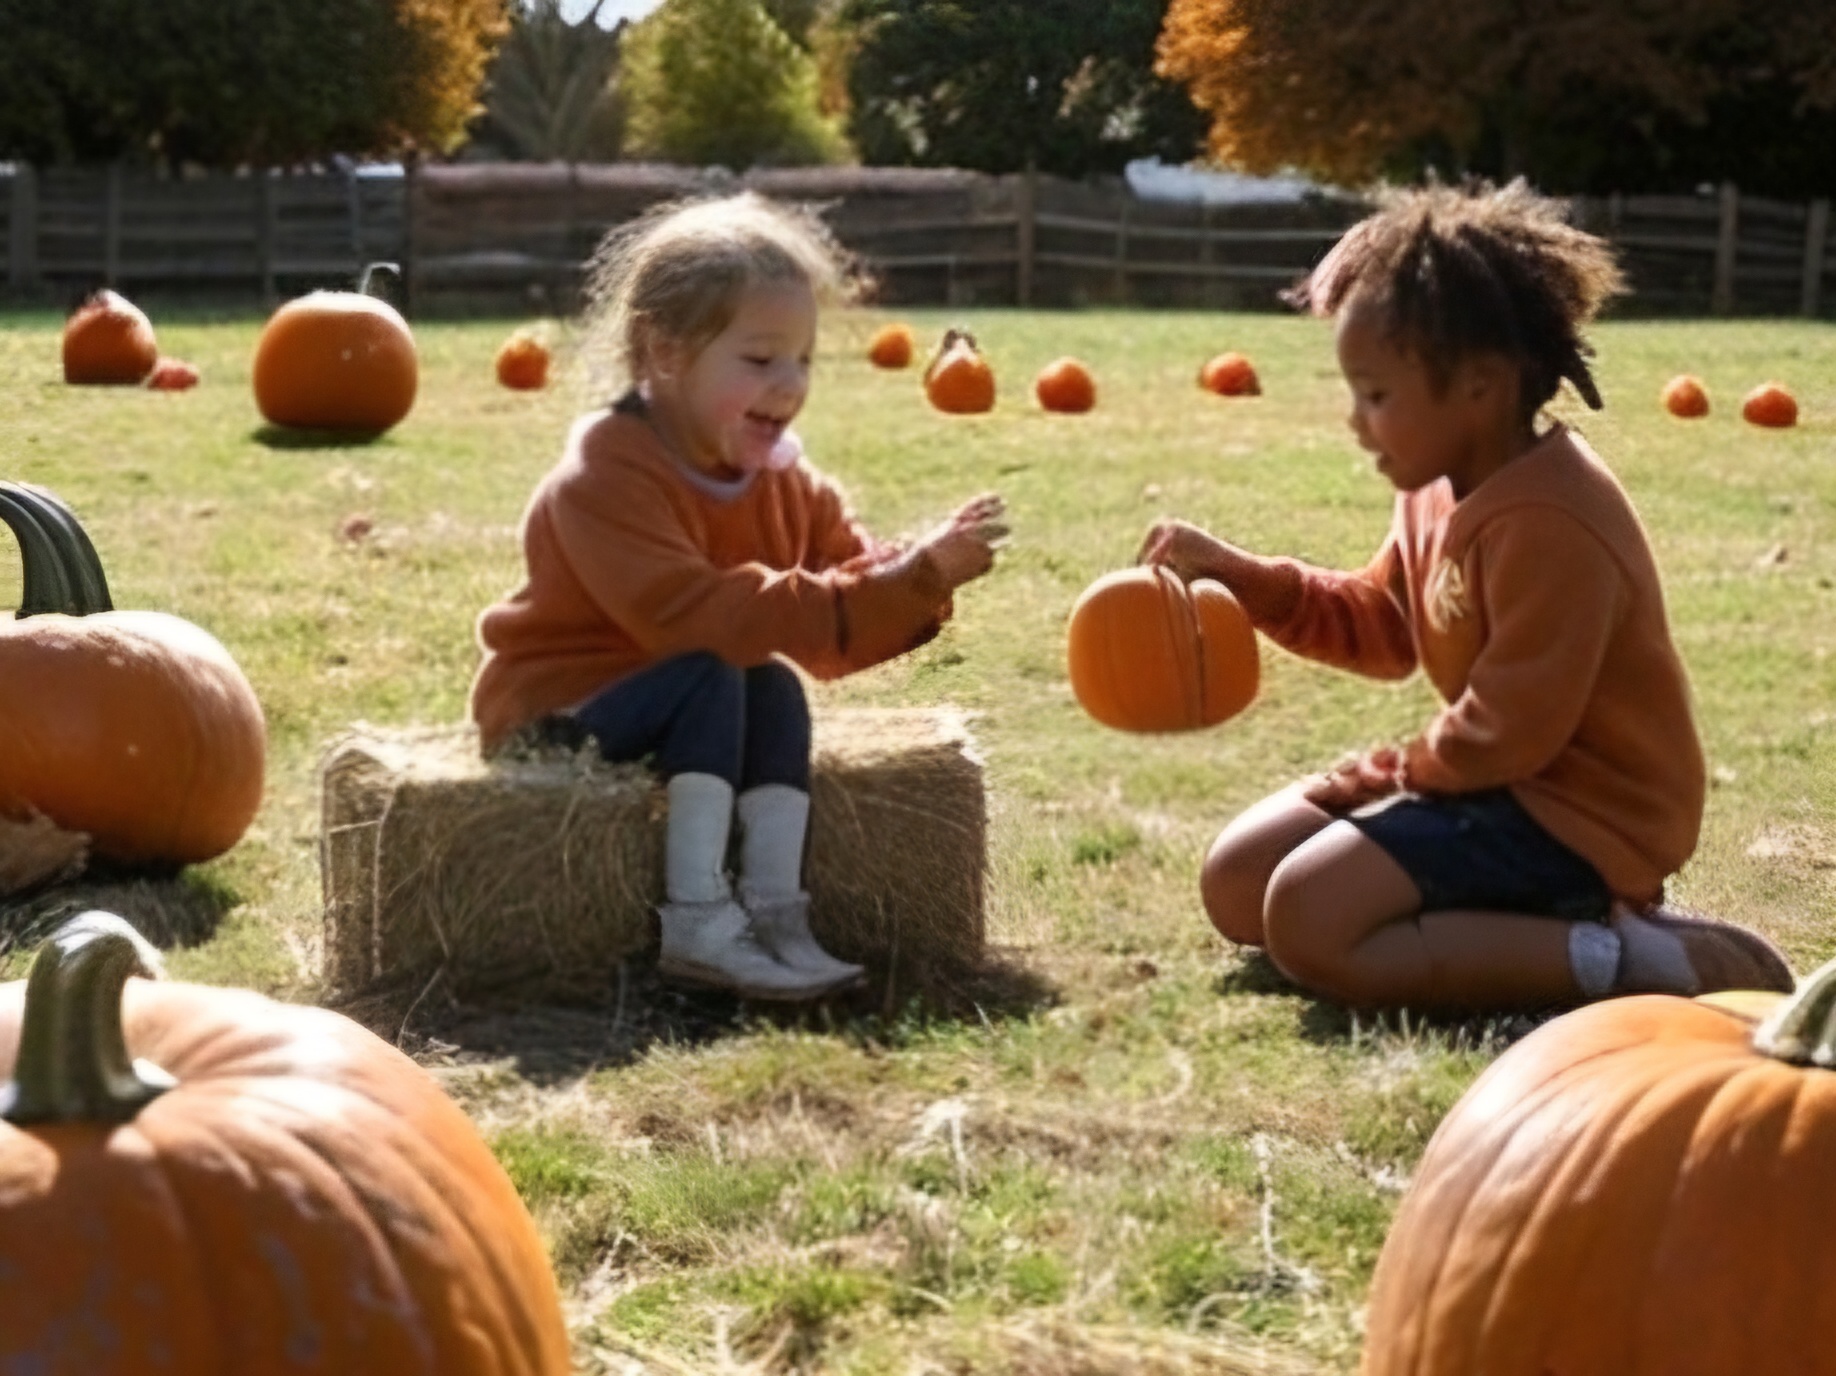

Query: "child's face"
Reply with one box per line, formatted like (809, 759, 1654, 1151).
(658, 279, 817, 476)
(1334, 295, 1495, 497)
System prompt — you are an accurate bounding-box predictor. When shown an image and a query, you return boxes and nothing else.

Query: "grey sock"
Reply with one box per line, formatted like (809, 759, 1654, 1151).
(1568, 922, 1622, 999)
(1611, 910, 1698, 994)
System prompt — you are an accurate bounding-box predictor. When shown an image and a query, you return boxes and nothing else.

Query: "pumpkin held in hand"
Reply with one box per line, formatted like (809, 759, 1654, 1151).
(1661, 374, 1709, 417)
(496, 330, 550, 390)
(0, 482, 264, 866)
(0, 911, 572, 1375)
(1066, 566, 1259, 732)
(1199, 352, 1260, 397)
(924, 328, 996, 414)
(1359, 957, 1836, 1376)
(1742, 381, 1798, 428)
(1034, 357, 1096, 413)
(62, 290, 159, 385)
(867, 323, 915, 369)
(253, 263, 418, 433)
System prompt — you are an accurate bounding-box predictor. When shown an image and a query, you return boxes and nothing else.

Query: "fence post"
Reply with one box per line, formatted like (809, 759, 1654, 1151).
(403, 155, 420, 315)
(257, 173, 277, 304)
(7, 164, 37, 289)
(1015, 163, 1036, 307)
(103, 163, 122, 286)
(1113, 193, 1131, 303)
(1803, 198, 1830, 319)
(1711, 181, 1739, 316)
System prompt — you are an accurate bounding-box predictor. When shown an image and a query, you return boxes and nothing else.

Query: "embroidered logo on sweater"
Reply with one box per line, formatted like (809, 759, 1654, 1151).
(1424, 557, 1470, 632)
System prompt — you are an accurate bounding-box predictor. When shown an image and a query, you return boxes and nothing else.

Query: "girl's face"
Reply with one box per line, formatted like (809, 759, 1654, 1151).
(649, 278, 817, 477)
(1334, 294, 1517, 498)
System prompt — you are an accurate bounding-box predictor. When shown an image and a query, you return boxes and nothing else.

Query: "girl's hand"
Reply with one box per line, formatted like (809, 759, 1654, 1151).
(1301, 746, 1404, 813)
(1137, 518, 1238, 585)
(918, 492, 1008, 589)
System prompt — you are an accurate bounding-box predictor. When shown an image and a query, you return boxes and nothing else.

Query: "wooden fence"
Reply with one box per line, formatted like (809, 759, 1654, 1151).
(2, 162, 1832, 318)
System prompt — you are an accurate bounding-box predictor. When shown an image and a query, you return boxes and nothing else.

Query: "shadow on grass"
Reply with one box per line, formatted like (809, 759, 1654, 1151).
(0, 862, 238, 964)
(251, 424, 390, 451)
(334, 946, 1061, 1087)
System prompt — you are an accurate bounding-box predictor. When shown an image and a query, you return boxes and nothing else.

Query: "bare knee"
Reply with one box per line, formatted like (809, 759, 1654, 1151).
(1262, 824, 1420, 1005)
(1201, 830, 1271, 946)
(1262, 854, 1357, 997)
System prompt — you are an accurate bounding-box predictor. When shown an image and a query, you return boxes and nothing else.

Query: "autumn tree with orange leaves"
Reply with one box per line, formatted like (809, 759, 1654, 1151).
(1156, 0, 1836, 196)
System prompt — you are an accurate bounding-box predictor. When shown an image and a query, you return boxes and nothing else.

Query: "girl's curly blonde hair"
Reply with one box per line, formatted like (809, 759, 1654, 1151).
(580, 192, 867, 391)
(1289, 180, 1626, 416)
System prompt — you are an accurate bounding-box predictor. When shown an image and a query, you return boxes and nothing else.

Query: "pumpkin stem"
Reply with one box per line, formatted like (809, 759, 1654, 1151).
(1753, 957, 1836, 1066)
(0, 482, 81, 617)
(357, 261, 402, 298)
(0, 911, 176, 1126)
(2, 482, 112, 615)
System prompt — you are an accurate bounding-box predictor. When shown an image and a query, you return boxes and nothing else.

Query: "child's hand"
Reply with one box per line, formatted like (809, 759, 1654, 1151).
(1302, 746, 1404, 813)
(1137, 518, 1238, 585)
(918, 492, 1008, 589)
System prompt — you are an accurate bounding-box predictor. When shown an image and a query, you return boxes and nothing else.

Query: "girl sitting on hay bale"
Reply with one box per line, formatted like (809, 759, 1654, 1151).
(469, 193, 1006, 1001)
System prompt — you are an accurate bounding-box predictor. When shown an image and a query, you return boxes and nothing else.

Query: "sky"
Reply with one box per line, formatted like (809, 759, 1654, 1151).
(557, 0, 663, 25)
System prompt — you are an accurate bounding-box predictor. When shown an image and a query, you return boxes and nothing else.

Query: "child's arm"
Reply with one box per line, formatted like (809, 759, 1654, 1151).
(1140, 517, 1415, 679)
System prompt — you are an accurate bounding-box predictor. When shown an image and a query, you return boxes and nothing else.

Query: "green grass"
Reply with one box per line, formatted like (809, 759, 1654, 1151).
(4, 304, 1836, 1372)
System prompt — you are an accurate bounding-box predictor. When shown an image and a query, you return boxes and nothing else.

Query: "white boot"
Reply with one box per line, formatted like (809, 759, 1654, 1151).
(656, 897, 845, 1001)
(742, 891, 865, 992)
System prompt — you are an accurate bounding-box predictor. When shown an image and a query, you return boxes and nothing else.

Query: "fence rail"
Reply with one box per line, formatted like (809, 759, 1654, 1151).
(2, 162, 1832, 318)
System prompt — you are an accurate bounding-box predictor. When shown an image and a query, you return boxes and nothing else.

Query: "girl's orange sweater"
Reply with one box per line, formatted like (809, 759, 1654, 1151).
(469, 408, 951, 755)
(1227, 425, 1703, 904)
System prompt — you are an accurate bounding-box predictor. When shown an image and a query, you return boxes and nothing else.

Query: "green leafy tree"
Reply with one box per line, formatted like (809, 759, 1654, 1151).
(842, 0, 1205, 176)
(620, 0, 849, 167)
(0, 0, 508, 167)
(471, 0, 625, 160)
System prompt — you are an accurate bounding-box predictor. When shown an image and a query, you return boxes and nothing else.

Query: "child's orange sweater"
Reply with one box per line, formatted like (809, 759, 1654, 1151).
(469, 407, 951, 755)
(1226, 425, 1703, 905)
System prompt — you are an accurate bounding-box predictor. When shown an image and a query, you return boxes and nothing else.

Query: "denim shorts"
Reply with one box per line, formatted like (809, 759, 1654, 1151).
(1345, 788, 1613, 922)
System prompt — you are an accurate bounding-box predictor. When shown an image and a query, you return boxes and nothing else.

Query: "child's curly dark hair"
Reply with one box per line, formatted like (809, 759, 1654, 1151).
(1288, 180, 1625, 415)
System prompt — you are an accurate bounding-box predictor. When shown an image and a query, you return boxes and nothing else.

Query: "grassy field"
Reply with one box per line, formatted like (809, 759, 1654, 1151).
(3, 302, 1835, 1373)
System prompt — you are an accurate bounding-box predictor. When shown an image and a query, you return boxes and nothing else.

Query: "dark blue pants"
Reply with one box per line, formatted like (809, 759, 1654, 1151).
(571, 651, 811, 791)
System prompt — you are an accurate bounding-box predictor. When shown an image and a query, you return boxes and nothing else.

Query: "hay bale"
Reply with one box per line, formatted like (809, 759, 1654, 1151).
(320, 708, 985, 999)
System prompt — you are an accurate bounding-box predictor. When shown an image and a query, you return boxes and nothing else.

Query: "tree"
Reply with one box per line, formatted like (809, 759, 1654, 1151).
(470, 0, 625, 161)
(842, 0, 1205, 176)
(619, 0, 848, 167)
(0, 0, 508, 167)
(1155, 0, 1836, 196)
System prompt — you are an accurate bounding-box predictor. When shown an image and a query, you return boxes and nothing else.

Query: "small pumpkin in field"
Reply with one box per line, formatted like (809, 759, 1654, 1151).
(1742, 381, 1798, 428)
(146, 357, 200, 391)
(867, 322, 915, 369)
(1066, 565, 1259, 732)
(1661, 374, 1709, 418)
(1199, 351, 1260, 397)
(1359, 956, 1836, 1376)
(924, 328, 996, 414)
(0, 911, 572, 1374)
(1035, 357, 1096, 413)
(495, 329, 550, 390)
(253, 263, 417, 433)
(0, 483, 264, 867)
(62, 290, 159, 385)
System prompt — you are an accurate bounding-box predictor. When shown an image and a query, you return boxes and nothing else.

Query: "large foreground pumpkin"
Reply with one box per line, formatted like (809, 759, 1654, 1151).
(253, 264, 418, 433)
(0, 483, 264, 865)
(1362, 959, 1836, 1376)
(1066, 565, 1259, 732)
(0, 911, 572, 1374)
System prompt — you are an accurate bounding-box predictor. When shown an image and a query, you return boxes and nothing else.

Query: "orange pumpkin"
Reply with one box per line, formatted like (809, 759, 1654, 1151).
(146, 357, 200, 391)
(1066, 566, 1259, 732)
(253, 265, 418, 433)
(0, 910, 572, 1374)
(1199, 351, 1260, 397)
(1661, 374, 1709, 418)
(1035, 357, 1096, 413)
(924, 328, 996, 414)
(495, 330, 551, 390)
(1742, 381, 1798, 428)
(868, 323, 915, 369)
(62, 290, 159, 385)
(0, 483, 264, 866)
(1360, 960, 1836, 1376)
